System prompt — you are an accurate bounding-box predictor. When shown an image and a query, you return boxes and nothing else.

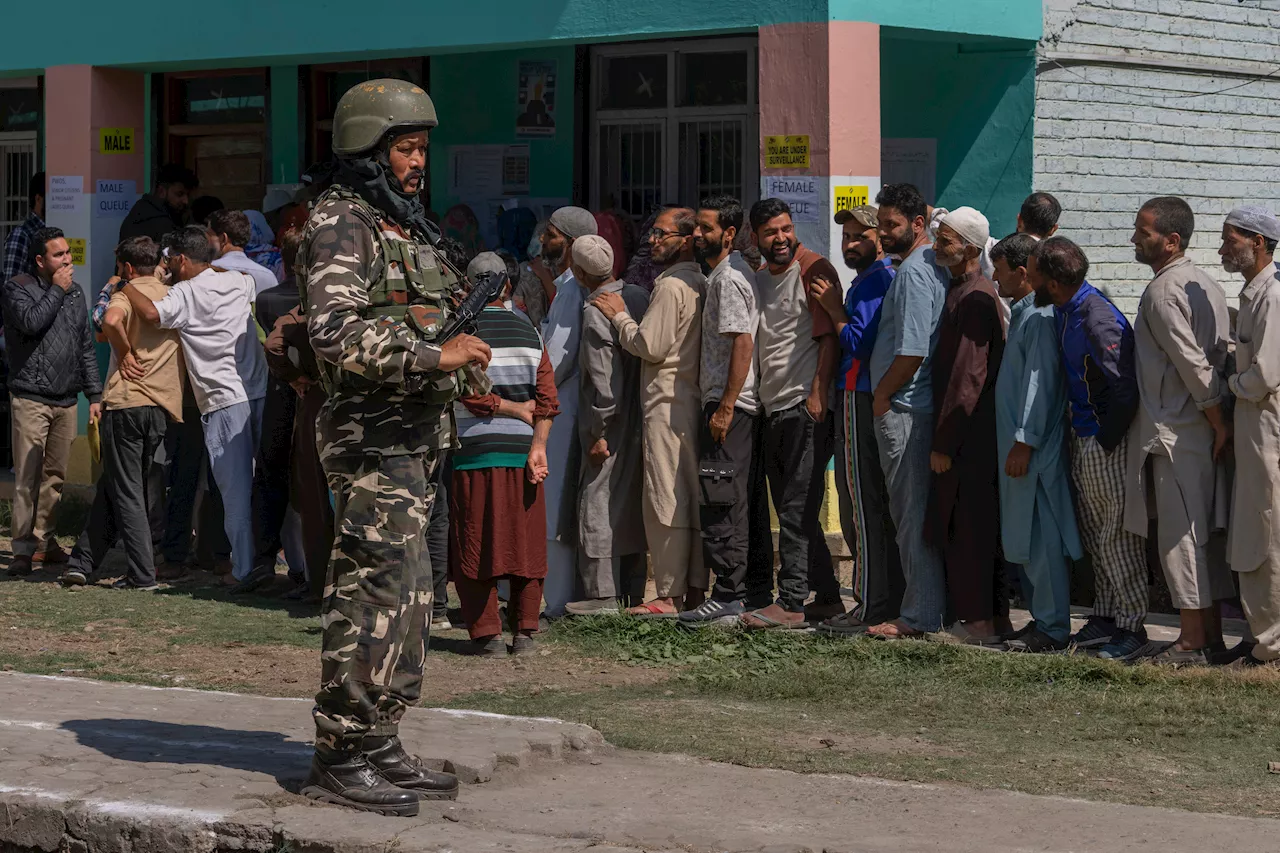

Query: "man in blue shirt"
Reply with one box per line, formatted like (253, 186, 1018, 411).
(1029, 237, 1149, 661)
(863, 184, 949, 638)
(810, 204, 904, 634)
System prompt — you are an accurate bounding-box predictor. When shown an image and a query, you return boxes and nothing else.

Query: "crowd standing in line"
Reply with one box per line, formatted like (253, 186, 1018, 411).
(3, 164, 1280, 668)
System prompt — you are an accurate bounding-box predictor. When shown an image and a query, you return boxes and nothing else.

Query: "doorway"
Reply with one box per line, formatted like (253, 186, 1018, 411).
(163, 71, 267, 212)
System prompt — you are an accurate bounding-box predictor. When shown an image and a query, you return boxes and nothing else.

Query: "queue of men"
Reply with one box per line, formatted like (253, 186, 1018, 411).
(3, 178, 1280, 669)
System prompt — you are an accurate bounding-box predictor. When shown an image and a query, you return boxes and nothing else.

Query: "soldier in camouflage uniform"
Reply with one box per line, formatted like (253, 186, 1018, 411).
(298, 79, 492, 817)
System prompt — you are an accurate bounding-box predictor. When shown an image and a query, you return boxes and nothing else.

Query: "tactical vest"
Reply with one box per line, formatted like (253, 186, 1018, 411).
(298, 185, 461, 405)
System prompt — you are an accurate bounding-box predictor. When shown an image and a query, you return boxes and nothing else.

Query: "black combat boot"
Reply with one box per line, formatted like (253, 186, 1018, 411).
(301, 752, 421, 816)
(362, 735, 459, 800)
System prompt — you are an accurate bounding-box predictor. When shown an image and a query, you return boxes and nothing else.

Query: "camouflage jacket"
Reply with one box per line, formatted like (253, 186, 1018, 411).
(303, 194, 454, 460)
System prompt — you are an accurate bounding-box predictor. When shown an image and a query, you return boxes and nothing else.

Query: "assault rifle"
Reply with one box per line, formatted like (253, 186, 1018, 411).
(437, 269, 509, 344)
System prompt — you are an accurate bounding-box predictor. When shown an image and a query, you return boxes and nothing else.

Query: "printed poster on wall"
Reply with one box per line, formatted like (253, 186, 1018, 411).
(762, 176, 820, 223)
(516, 60, 557, 138)
(882, 138, 937, 204)
(48, 175, 85, 217)
(95, 179, 137, 219)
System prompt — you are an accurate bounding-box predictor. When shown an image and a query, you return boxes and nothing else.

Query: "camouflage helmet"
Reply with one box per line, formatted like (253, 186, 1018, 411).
(331, 79, 438, 157)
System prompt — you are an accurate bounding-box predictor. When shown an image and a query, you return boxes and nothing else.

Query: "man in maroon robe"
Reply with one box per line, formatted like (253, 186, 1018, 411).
(927, 207, 1008, 643)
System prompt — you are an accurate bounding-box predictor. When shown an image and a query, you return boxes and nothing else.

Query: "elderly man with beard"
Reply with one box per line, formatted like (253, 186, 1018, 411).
(535, 206, 599, 617)
(735, 198, 841, 630)
(1029, 237, 1147, 661)
(808, 205, 904, 635)
(928, 207, 1008, 645)
(862, 184, 949, 640)
(1219, 207, 1280, 667)
(1123, 197, 1233, 666)
(592, 206, 706, 617)
(679, 196, 763, 625)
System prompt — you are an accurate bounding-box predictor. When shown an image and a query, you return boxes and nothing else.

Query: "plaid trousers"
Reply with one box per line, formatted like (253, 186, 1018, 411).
(1071, 432, 1148, 632)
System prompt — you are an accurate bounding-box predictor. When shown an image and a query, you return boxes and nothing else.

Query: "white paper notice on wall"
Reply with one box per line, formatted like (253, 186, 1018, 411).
(49, 175, 85, 216)
(882, 139, 937, 204)
(761, 176, 821, 224)
(95, 179, 137, 219)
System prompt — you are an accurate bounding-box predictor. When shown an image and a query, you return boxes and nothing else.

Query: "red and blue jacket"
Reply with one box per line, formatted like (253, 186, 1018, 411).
(837, 257, 896, 393)
(1053, 281, 1139, 453)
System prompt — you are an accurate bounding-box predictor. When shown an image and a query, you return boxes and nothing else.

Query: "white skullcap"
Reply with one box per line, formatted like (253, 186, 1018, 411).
(466, 251, 507, 281)
(1225, 206, 1280, 242)
(940, 206, 990, 249)
(549, 206, 598, 240)
(572, 235, 614, 278)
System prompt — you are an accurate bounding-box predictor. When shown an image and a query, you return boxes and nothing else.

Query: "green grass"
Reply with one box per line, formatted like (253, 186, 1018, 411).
(0, 581, 322, 649)
(5, 575, 1280, 817)
(444, 616, 1280, 817)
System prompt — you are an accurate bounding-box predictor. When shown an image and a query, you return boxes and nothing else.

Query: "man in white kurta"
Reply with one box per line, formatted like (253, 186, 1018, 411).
(1124, 197, 1233, 664)
(1219, 206, 1280, 664)
(537, 207, 598, 616)
(592, 206, 706, 615)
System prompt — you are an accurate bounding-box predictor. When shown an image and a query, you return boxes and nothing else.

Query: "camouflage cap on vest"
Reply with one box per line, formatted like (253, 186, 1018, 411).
(332, 79, 438, 157)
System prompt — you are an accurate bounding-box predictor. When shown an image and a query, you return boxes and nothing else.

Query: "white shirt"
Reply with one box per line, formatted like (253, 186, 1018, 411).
(156, 267, 268, 414)
(216, 249, 278, 296)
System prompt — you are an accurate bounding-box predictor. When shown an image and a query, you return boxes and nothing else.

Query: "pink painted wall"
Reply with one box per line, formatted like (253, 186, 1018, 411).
(758, 21, 880, 177)
(44, 66, 94, 181)
(44, 65, 145, 185)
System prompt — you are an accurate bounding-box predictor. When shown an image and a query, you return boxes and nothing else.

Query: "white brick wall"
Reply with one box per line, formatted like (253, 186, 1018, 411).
(1036, 0, 1280, 315)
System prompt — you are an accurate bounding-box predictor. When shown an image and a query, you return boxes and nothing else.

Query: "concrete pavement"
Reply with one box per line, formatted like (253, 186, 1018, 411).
(0, 671, 1277, 852)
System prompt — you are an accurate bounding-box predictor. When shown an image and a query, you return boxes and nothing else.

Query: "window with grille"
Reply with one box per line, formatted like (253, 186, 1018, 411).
(590, 39, 758, 224)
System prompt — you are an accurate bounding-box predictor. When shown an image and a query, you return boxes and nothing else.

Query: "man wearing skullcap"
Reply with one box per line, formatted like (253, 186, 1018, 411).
(449, 252, 560, 654)
(592, 207, 707, 617)
(566, 236, 651, 614)
(1219, 206, 1280, 666)
(536, 206, 598, 616)
(1029, 237, 1148, 661)
(1123, 198, 1233, 666)
(927, 207, 1008, 644)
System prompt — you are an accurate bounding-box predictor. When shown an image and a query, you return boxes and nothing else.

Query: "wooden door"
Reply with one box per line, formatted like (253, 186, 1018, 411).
(182, 133, 264, 212)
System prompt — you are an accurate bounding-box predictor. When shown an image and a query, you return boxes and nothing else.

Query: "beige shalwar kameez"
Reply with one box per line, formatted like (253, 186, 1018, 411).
(1227, 265, 1280, 660)
(1123, 256, 1234, 609)
(611, 260, 707, 596)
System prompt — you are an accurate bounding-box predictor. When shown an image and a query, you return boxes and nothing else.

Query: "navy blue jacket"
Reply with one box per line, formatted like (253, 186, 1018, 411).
(1053, 282, 1138, 452)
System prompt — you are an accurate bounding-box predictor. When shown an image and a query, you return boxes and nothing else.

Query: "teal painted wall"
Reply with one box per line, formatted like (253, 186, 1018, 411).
(269, 66, 300, 185)
(2, 1, 1037, 74)
(428, 47, 576, 216)
(880, 37, 1035, 237)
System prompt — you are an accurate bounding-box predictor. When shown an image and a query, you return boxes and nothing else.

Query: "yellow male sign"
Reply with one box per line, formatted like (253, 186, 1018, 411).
(99, 127, 135, 155)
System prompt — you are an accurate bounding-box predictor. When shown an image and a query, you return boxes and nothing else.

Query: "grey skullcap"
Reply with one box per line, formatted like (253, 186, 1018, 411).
(1225, 205, 1280, 242)
(571, 234, 614, 278)
(466, 251, 507, 281)
(549, 206, 598, 240)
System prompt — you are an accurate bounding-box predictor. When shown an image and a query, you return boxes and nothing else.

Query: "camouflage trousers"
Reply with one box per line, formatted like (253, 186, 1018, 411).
(312, 450, 438, 760)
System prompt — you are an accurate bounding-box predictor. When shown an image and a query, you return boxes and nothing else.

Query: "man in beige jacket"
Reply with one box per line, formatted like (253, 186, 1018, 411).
(1124, 197, 1233, 665)
(1219, 206, 1280, 666)
(592, 206, 706, 616)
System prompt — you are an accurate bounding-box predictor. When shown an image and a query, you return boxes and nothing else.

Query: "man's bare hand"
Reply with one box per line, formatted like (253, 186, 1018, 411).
(527, 445, 549, 484)
(930, 452, 952, 474)
(1004, 442, 1032, 478)
(872, 394, 891, 418)
(119, 351, 146, 382)
(53, 265, 75, 292)
(506, 398, 536, 426)
(808, 274, 844, 319)
(588, 437, 610, 465)
(591, 291, 626, 320)
(805, 389, 827, 423)
(289, 376, 312, 398)
(88, 402, 102, 424)
(438, 334, 492, 371)
(709, 405, 734, 444)
(1212, 423, 1232, 462)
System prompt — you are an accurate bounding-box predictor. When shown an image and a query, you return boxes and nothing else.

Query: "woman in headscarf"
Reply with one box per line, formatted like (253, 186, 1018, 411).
(243, 210, 285, 282)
